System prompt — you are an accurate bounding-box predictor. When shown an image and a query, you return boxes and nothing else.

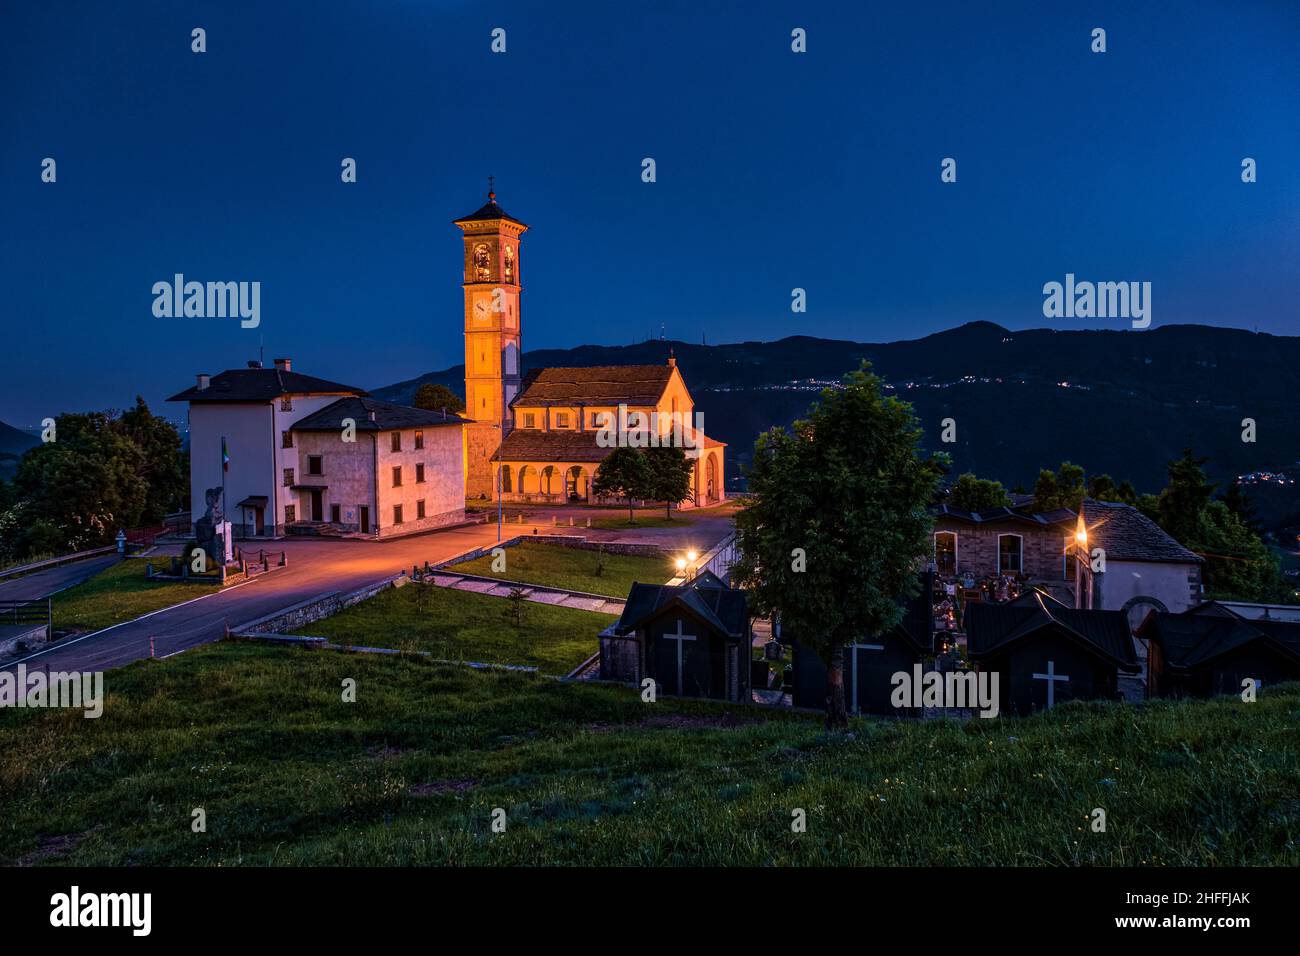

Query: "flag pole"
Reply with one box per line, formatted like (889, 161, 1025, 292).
(221, 435, 228, 559)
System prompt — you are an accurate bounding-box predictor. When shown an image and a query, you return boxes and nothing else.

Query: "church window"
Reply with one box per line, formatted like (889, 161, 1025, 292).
(307, 456, 322, 476)
(556, 412, 570, 428)
(392, 466, 402, 488)
(504, 245, 515, 283)
(284, 504, 296, 523)
(524, 413, 536, 428)
(414, 430, 424, 450)
(283, 468, 294, 486)
(281, 396, 293, 412)
(417, 500, 426, 519)
(282, 430, 293, 448)
(416, 463, 426, 483)
(393, 504, 404, 525)
(391, 432, 402, 452)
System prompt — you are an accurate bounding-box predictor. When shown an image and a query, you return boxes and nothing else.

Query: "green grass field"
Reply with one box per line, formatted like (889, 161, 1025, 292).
(452, 541, 674, 596)
(308, 582, 613, 674)
(2, 641, 1297, 866)
(51, 558, 219, 633)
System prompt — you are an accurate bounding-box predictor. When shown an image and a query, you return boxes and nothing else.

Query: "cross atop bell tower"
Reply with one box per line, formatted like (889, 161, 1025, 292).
(453, 185, 528, 498)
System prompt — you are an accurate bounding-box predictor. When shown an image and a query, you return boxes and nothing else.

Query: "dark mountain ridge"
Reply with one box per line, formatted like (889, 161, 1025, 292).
(373, 322, 1300, 497)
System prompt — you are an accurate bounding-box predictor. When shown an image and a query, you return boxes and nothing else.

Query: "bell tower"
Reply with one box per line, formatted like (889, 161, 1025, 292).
(453, 182, 527, 498)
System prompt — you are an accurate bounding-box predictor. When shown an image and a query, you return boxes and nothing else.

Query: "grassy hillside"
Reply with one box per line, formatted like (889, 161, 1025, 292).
(2, 642, 1297, 866)
(451, 541, 675, 596)
(308, 583, 613, 674)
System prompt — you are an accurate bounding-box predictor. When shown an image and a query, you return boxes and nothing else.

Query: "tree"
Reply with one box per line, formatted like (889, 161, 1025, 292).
(732, 363, 946, 730)
(948, 472, 1010, 511)
(643, 445, 694, 518)
(0, 403, 185, 559)
(1194, 501, 1286, 601)
(592, 447, 650, 523)
(1221, 481, 1261, 534)
(412, 383, 465, 415)
(118, 397, 186, 522)
(1156, 448, 1215, 546)
(1087, 473, 1116, 501)
(1033, 461, 1086, 510)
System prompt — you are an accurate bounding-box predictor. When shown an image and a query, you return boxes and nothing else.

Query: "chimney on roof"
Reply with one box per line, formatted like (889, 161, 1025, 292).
(368, 410, 376, 422)
(247, 360, 262, 369)
(273, 357, 291, 371)
(196, 374, 210, 391)
(667, 346, 676, 368)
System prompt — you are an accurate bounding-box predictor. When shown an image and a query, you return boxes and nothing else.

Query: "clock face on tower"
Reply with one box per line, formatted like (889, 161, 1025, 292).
(472, 295, 491, 325)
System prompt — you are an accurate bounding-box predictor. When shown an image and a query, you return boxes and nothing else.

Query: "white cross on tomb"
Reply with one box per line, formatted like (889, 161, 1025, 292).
(1032, 659, 1070, 709)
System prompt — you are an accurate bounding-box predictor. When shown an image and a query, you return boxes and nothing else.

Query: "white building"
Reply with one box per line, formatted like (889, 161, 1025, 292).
(169, 359, 467, 539)
(1074, 499, 1204, 627)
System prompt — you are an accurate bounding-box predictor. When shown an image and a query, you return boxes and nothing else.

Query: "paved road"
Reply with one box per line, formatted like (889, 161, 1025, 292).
(2, 513, 735, 676)
(2, 525, 509, 675)
(0, 554, 120, 602)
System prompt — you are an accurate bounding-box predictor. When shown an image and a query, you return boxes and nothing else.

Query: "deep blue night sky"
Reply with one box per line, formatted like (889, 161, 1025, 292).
(2, 0, 1298, 426)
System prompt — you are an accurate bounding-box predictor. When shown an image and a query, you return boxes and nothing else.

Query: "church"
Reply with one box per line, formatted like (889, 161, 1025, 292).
(453, 189, 725, 507)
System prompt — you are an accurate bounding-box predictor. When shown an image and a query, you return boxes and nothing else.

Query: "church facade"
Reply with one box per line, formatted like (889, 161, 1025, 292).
(453, 190, 725, 507)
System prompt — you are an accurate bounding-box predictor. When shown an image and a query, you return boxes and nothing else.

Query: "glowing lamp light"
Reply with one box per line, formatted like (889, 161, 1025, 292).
(675, 558, 687, 572)
(686, 550, 698, 562)
(1075, 530, 1087, 543)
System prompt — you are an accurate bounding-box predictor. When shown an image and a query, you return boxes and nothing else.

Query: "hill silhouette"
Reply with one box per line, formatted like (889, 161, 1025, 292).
(373, 322, 1300, 497)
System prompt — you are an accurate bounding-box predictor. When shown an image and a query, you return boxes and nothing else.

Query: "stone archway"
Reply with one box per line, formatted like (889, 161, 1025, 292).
(1121, 595, 1168, 631)
(518, 465, 537, 496)
(566, 465, 589, 502)
(1120, 595, 1169, 673)
(541, 465, 556, 498)
(705, 452, 718, 504)
(499, 464, 513, 494)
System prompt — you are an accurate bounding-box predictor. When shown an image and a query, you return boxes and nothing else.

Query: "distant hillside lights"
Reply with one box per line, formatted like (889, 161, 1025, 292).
(152, 274, 260, 329)
(1042, 273, 1151, 329)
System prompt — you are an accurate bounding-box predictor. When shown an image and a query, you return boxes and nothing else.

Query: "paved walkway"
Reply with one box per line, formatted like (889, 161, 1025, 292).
(425, 571, 626, 615)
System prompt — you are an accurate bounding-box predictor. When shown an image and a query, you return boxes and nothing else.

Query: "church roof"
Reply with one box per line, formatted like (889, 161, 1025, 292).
(1079, 500, 1202, 564)
(453, 196, 527, 228)
(292, 396, 470, 432)
(965, 593, 1139, 670)
(492, 429, 611, 463)
(512, 364, 675, 408)
(169, 368, 365, 403)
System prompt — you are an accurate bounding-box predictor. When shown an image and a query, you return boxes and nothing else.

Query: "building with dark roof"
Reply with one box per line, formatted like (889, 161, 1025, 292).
(451, 188, 725, 508)
(600, 571, 751, 701)
(1071, 499, 1204, 629)
(169, 361, 467, 539)
(965, 593, 1139, 714)
(779, 572, 937, 716)
(1137, 602, 1300, 698)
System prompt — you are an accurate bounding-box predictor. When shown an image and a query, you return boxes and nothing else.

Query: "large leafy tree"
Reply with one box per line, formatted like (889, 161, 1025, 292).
(2, 401, 185, 558)
(643, 445, 694, 518)
(1033, 461, 1086, 510)
(947, 472, 1010, 511)
(592, 447, 650, 522)
(732, 363, 947, 729)
(413, 383, 465, 415)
